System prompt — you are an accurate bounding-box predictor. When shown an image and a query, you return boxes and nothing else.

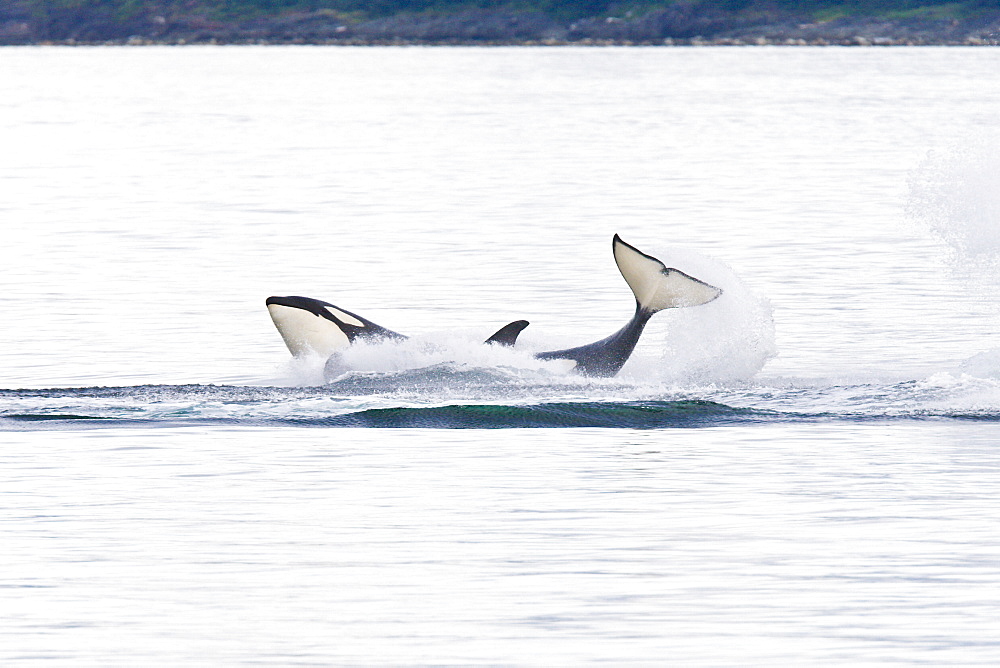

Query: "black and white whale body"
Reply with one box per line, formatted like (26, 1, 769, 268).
(266, 235, 721, 378)
(265, 296, 406, 357)
(265, 298, 526, 355)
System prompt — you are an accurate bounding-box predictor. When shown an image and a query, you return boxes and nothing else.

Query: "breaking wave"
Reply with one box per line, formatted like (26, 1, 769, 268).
(4, 364, 1000, 429)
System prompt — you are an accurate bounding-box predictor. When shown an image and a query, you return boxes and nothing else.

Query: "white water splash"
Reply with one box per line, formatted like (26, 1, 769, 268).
(908, 133, 1000, 266)
(908, 133, 1000, 377)
(330, 332, 567, 378)
(628, 246, 776, 384)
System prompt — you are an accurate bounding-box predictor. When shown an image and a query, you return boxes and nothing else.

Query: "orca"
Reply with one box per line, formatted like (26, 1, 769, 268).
(266, 235, 721, 378)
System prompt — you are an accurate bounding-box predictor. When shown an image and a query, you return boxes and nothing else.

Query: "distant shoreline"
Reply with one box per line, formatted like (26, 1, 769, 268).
(14, 37, 1000, 47)
(4, 7, 999, 48)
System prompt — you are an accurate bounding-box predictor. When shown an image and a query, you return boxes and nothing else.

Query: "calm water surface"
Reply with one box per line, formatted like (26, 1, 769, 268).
(2, 46, 1000, 664)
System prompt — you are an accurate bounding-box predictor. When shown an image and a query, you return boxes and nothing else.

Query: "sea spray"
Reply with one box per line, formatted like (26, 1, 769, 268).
(907, 133, 1000, 267)
(279, 351, 331, 387)
(908, 133, 1000, 378)
(320, 331, 584, 391)
(623, 246, 776, 384)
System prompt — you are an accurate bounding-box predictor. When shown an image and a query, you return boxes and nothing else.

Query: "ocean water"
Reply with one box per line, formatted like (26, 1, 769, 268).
(2, 45, 1000, 664)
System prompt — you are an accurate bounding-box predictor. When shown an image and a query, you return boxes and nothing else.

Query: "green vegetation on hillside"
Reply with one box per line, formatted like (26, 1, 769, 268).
(16, 0, 1000, 23)
(3, 0, 999, 43)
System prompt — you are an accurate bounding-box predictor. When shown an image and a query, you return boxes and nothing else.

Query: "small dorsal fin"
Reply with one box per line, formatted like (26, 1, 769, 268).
(485, 320, 529, 346)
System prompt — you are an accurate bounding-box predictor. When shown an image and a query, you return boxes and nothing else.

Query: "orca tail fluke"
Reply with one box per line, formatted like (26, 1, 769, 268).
(485, 320, 530, 346)
(266, 296, 405, 358)
(532, 236, 722, 377)
(612, 234, 721, 313)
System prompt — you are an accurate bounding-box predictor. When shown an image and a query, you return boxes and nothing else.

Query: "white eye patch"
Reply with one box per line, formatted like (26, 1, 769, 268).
(325, 306, 364, 327)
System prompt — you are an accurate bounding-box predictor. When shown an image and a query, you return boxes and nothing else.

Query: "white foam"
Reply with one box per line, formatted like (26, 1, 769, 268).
(908, 132, 1000, 266)
(327, 331, 574, 380)
(623, 246, 776, 384)
(276, 351, 330, 386)
(958, 348, 1000, 380)
(909, 371, 1000, 414)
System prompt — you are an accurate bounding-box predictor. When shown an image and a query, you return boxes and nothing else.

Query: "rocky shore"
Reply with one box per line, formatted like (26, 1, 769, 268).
(3, 4, 1000, 46)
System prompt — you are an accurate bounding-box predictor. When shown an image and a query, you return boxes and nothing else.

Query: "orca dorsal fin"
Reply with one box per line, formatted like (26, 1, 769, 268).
(485, 320, 530, 346)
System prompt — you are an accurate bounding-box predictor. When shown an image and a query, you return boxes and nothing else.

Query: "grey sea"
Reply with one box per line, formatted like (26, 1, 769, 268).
(2, 46, 1000, 664)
